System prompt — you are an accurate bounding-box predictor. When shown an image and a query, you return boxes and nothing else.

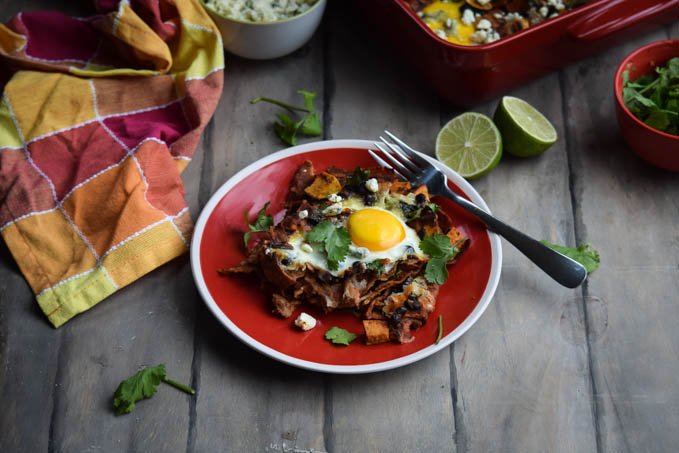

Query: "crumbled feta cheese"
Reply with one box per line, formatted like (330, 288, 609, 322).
(493, 12, 504, 20)
(322, 203, 343, 216)
(327, 193, 342, 203)
(487, 31, 501, 43)
(470, 30, 488, 44)
(476, 18, 492, 30)
(205, 0, 318, 23)
(539, 6, 549, 17)
(294, 312, 317, 331)
(462, 9, 476, 26)
(445, 18, 453, 29)
(300, 242, 313, 253)
(434, 29, 447, 40)
(365, 178, 379, 193)
(298, 209, 308, 219)
(549, 12, 559, 18)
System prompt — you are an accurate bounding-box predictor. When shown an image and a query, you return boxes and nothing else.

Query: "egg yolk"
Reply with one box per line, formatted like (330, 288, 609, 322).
(347, 208, 406, 252)
(421, 1, 475, 45)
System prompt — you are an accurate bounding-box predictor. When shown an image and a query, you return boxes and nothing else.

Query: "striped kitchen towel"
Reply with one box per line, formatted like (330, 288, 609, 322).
(0, 0, 224, 327)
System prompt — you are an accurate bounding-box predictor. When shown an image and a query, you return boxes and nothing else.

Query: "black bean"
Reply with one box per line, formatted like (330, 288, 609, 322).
(364, 193, 377, 206)
(415, 193, 427, 205)
(307, 213, 323, 225)
(318, 272, 336, 283)
(280, 258, 291, 266)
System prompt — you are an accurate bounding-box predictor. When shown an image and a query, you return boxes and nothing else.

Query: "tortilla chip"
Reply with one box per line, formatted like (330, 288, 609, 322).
(304, 172, 342, 200)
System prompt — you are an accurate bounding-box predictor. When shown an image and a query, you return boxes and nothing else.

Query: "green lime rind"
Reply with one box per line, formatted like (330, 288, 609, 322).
(435, 112, 503, 180)
(493, 96, 557, 157)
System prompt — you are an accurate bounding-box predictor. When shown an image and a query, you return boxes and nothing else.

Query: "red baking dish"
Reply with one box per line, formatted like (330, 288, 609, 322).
(359, 0, 679, 106)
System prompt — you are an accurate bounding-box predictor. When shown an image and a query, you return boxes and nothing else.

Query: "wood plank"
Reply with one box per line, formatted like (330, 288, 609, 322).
(439, 71, 598, 452)
(190, 36, 327, 453)
(0, 245, 61, 452)
(561, 28, 679, 452)
(324, 4, 455, 452)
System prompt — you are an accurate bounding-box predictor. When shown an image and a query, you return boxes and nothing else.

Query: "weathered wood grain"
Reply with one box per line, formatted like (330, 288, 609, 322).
(440, 71, 597, 451)
(2, 2, 679, 452)
(189, 34, 327, 453)
(0, 244, 61, 452)
(323, 5, 456, 453)
(561, 27, 679, 452)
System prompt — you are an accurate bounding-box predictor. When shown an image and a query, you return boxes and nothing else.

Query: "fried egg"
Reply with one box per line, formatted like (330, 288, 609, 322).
(275, 194, 425, 276)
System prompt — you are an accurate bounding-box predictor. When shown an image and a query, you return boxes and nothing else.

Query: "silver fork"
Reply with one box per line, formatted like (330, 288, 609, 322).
(371, 130, 587, 289)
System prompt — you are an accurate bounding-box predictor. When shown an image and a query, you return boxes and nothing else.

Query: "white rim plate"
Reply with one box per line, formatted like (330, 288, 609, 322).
(190, 139, 502, 374)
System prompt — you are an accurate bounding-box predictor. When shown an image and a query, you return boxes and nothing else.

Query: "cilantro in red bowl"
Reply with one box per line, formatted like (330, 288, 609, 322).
(622, 57, 679, 136)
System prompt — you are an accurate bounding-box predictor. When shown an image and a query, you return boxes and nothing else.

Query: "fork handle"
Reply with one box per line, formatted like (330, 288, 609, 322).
(441, 186, 587, 288)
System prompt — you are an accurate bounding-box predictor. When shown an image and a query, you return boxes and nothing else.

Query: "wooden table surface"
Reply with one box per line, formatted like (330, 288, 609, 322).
(2, 1, 679, 452)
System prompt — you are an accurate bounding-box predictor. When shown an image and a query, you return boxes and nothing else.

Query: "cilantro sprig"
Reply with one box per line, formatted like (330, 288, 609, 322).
(251, 90, 322, 145)
(420, 233, 458, 284)
(113, 364, 194, 415)
(324, 326, 357, 346)
(347, 167, 370, 188)
(540, 241, 600, 274)
(366, 259, 385, 275)
(243, 202, 273, 247)
(622, 57, 679, 135)
(306, 221, 351, 271)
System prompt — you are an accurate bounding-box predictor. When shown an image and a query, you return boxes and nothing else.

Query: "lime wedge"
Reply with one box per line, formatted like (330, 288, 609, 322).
(435, 112, 503, 180)
(493, 96, 557, 157)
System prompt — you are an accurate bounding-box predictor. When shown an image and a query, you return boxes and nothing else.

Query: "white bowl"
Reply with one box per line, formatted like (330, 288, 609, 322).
(201, 0, 326, 60)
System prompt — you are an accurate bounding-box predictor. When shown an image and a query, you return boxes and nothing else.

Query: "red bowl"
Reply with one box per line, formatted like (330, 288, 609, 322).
(614, 39, 679, 171)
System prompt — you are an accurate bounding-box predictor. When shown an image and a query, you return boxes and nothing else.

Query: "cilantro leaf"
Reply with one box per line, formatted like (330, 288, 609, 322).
(622, 57, 679, 135)
(420, 234, 458, 284)
(244, 202, 273, 247)
(252, 90, 323, 145)
(274, 113, 301, 146)
(298, 90, 316, 111)
(306, 221, 351, 270)
(300, 112, 321, 136)
(425, 256, 449, 285)
(324, 326, 357, 346)
(112, 364, 195, 415)
(366, 259, 385, 274)
(347, 167, 371, 188)
(420, 233, 457, 259)
(427, 203, 439, 213)
(540, 241, 601, 274)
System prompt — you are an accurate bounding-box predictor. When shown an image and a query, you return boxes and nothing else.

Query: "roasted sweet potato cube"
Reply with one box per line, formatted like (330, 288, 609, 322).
(363, 320, 390, 345)
(413, 185, 429, 199)
(304, 172, 342, 200)
(447, 226, 466, 248)
(388, 181, 412, 194)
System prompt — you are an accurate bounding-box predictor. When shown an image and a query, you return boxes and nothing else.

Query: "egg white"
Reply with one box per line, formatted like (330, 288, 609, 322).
(274, 195, 426, 276)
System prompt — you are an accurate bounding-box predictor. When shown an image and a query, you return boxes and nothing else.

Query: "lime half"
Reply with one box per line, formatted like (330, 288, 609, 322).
(435, 112, 503, 180)
(493, 96, 557, 157)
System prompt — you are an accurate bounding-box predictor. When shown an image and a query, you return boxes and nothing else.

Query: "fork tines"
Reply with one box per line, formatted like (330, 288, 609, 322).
(369, 131, 425, 181)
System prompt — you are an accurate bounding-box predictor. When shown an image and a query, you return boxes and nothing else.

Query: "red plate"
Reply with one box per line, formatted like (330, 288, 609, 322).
(191, 140, 502, 373)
